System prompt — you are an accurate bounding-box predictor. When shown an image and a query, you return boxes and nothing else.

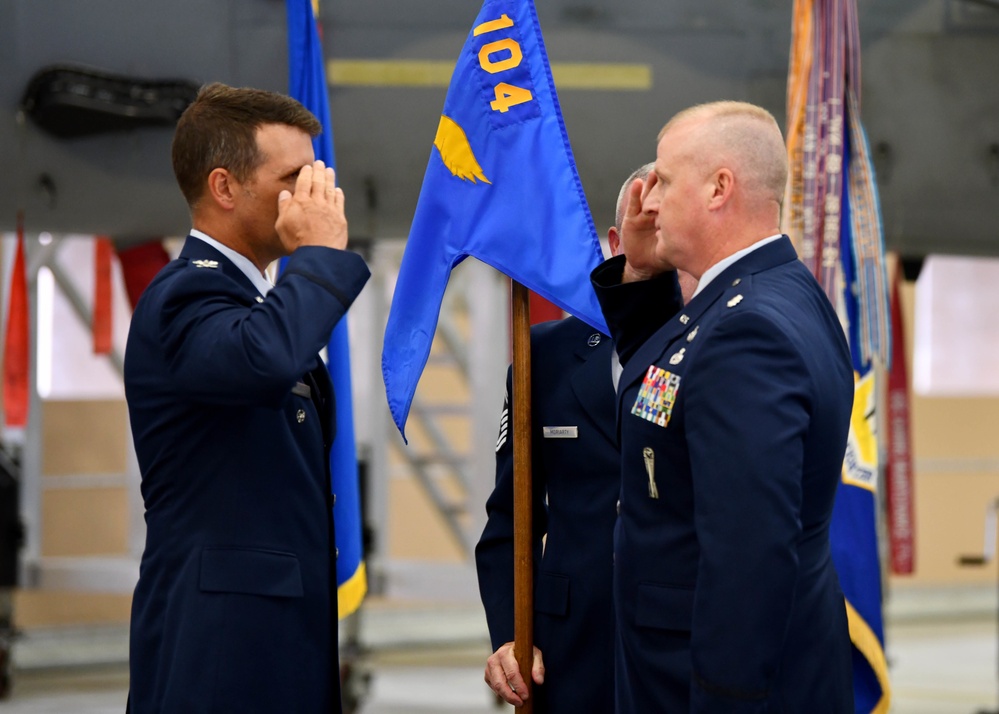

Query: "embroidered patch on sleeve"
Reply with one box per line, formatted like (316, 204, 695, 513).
(631, 365, 681, 428)
(495, 393, 509, 452)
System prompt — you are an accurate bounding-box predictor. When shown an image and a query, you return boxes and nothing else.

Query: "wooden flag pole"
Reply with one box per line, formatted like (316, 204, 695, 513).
(511, 279, 534, 713)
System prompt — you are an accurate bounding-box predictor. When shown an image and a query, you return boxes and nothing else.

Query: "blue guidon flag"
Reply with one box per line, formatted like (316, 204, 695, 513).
(286, 0, 366, 619)
(382, 0, 607, 439)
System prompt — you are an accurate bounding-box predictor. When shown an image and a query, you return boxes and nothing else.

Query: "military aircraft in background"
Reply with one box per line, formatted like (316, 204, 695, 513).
(0, 0, 996, 260)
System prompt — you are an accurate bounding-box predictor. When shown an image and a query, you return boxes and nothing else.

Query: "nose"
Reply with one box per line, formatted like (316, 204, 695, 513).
(642, 182, 659, 214)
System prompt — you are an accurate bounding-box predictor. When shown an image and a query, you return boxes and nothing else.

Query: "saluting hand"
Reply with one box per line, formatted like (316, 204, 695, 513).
(621, 173, 674, 283)
(275, 160, 348, 253)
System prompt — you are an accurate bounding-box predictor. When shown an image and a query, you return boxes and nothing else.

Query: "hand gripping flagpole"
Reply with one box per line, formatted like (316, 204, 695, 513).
(511, 280, 534, 712)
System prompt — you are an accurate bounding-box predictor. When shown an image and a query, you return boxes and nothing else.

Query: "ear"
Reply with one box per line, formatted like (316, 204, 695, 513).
(206, 168, 238, 210)
(607, 226, 621, 257)
(707, 168, 734, 210)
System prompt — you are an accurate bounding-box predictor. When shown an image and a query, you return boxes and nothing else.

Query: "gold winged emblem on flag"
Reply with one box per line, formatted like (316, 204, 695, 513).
(433, 114, 491, 184)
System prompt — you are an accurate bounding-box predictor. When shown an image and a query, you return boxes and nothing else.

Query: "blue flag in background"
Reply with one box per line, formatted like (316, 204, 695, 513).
(381, 0, 608, 438)
(831, 122, 891, 713)
(287, 0, 366, 619)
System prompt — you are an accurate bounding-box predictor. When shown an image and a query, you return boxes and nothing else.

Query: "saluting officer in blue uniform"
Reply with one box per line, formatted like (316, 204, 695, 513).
(476, 165, 695, 712)
(593, 102, 854, 713)
(124, 84, 369, 714)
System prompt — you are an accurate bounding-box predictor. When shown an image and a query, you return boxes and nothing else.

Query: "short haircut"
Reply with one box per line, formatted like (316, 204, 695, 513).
(659, 101, 787, 205)
(171, 82, 322, 208)
(614, 162, 655, 229)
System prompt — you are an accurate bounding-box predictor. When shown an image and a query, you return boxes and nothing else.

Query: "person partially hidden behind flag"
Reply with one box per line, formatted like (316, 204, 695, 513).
(123, 83, 369, 714)
(591, 101, 854, 713)
(475, 163, 696, 712)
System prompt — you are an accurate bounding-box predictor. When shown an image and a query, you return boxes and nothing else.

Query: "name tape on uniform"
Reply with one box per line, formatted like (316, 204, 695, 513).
(543, 426, 579, 439)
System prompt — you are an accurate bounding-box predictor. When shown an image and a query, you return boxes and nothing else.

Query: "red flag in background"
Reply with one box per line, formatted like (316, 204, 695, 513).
(529, 292, 563, 325)
(93, 236, 114, 355)
(4, 213, 30, 428)
(886, 263, 915, 574)
(116, 240, 169, 309)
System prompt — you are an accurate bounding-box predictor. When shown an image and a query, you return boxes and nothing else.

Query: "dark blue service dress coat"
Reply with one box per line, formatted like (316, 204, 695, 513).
(593, 237, 854, 714)
(475, 316, 620, 714)
(124, 237, 369, 714)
